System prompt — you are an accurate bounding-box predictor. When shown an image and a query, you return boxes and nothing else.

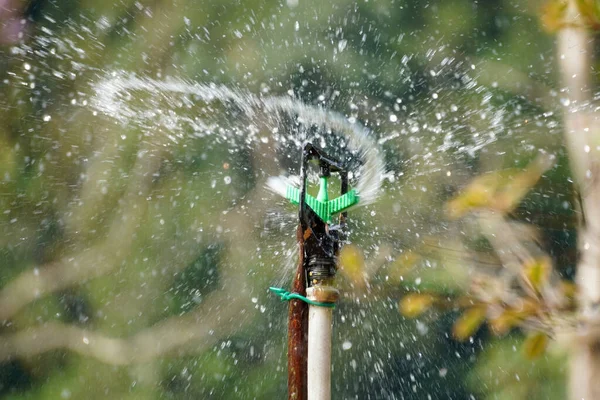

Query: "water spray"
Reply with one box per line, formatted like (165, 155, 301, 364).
(270, 143, 359, 400)
(93, 74, 385, 396)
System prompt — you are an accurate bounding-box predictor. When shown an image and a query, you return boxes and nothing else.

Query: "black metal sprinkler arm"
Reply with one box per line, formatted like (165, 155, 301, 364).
(298, 143, 348, 288)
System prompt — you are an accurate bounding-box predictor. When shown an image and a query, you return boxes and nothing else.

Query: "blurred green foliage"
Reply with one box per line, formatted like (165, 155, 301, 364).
(0, 0, 576, 399)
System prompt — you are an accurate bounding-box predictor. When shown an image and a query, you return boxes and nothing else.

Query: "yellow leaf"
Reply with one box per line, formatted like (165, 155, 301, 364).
(446, 154, 553, 218)
(489, 310, 520, 336)
(541, 0, 600, 32)
(386, 250, 421, 284)
(452, 305, 486, 341)
(540, 0, 568, 32)
(397, 250, 421, 269)
(399, 294, 437, 318)
(338, 244, 367, 288)
(558, 281, 577, 310)
(577, 0, 600, 28)
(522, 256, 552, 293)
(516, 298, 542, 317)
(495, 154, 553, 214)
(560, 280, 577, 299)
(446, 175, 499, 219)
(523, 332, 549, 360)
(488, 300, 540, 336)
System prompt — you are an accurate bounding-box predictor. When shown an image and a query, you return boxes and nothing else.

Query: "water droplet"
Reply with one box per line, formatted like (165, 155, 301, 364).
(416, 320, 429, 335)
(342, 341, 352, 350)
(224, 176, 232, 184)
(43, 115, 51, 122)
(389, 114, 398, 122)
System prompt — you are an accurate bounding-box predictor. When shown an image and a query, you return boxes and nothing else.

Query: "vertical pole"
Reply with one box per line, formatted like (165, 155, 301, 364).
(306, 286, 339, 400)
(288, 225, 308, 400)
(307, 305, 333, 400)
(555, 2, 600, 399)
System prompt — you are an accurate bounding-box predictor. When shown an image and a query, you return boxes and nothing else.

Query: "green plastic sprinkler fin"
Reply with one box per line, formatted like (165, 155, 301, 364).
(285, 185, 358, 223)
(284, 144, 359, 223)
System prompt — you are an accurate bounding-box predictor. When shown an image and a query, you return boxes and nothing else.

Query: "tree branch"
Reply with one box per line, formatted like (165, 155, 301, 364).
(0, 288, 252, 365)
(0, 145, 165, 322)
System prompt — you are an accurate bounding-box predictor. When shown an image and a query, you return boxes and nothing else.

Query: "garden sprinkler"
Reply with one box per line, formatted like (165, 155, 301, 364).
(270, 143, 359, 400)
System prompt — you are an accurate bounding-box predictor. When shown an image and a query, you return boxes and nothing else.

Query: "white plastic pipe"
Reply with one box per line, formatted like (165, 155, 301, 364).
(307, 304, 333, 400)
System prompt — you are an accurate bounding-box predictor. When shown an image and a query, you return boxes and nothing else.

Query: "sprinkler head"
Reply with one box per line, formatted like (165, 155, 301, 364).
(284, 143, 359, 224)
(285, 142, 359, 287)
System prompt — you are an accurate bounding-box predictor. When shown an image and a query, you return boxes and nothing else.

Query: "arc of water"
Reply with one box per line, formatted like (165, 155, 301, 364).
(92, 73, 385, 206)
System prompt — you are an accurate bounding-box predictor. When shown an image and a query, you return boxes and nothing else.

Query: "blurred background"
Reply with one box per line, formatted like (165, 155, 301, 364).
(0, 0, 577, 399)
